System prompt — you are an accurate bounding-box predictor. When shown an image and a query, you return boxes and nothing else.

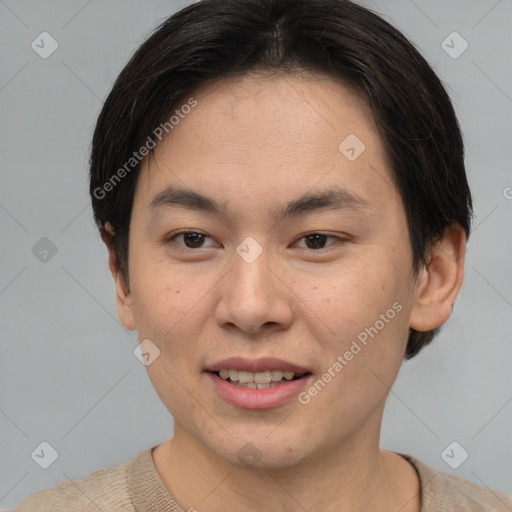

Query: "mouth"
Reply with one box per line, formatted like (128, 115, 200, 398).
(212, 369, 310, 389)
(205, 357, 313, 409)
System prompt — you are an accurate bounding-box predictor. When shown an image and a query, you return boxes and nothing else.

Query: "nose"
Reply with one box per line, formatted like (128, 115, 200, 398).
(214, 244, 294, 336)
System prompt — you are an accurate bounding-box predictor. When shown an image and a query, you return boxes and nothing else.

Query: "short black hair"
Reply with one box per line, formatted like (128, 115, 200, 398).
(89, 0, 473, 359)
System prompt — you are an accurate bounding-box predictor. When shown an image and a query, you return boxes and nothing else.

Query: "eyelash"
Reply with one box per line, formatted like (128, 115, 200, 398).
(165, 231, 345, 252)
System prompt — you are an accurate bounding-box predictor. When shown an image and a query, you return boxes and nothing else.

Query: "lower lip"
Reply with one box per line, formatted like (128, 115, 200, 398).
(207, 372, 312, 410)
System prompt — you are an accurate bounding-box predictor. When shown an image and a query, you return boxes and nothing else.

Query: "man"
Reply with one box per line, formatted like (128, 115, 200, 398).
(11, 0, 512, 510)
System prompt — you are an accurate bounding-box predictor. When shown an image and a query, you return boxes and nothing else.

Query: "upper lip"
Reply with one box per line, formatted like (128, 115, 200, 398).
(206, 357, 310, 374)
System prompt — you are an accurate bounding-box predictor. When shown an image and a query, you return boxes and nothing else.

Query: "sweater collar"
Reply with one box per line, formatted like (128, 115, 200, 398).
(127, 446, 441, 511)
(127, 446, 185, 511)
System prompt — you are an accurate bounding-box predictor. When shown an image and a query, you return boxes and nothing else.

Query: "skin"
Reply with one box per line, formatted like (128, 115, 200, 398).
(107, 72, 466, 511)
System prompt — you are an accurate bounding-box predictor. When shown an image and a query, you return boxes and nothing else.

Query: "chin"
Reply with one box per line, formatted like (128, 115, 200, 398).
(208, 431, 312, 470)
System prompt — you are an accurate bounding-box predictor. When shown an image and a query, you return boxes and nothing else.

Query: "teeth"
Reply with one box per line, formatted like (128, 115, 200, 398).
(255, 371, 272, 384)
(271, 370, 284, 381)
(217, 368, 304, 387)
(238, 371, 253, 383)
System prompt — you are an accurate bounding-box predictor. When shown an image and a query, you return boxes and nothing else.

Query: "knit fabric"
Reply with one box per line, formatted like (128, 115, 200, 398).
(9, 447, 512, 511)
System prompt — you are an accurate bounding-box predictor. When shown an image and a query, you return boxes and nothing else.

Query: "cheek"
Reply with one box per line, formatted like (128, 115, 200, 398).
(129, 258, 185, 340)
(296, 259, 402, 330)
(129, 253, 223, 361)
(291, 256, 411, 383)
(296, 266, 409, 426)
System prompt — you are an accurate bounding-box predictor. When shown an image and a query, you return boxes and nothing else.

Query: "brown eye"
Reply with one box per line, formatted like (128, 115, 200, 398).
(296, 233, 341, 250)
(181, 232, 206, 249)
(167, 231, 216, 250)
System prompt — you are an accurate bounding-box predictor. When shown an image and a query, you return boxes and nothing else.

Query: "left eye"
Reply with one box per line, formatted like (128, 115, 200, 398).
(167, 231, 217, 249)
(167, 231, 341, 251)
(294, 233, 341, 250)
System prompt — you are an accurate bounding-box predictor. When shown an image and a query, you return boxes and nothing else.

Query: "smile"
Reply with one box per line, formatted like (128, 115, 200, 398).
(215, 369, 306, 389)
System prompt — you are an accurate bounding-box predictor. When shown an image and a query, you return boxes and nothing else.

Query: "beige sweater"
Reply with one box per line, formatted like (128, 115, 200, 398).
(9, 448, 512, 511)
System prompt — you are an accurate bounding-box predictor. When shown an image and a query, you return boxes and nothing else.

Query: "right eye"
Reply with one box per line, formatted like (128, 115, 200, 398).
(165, 231, 218, 250)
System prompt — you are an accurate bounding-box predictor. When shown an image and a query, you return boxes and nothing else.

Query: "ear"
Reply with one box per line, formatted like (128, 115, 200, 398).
(409, 223, 467, 332)
(103, 226, 137, 331)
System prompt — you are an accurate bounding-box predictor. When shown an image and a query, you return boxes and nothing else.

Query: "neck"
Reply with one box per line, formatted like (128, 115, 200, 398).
(152, 421, 420, 511)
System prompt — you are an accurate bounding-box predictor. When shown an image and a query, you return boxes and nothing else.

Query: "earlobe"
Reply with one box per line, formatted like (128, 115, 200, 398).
(409, 223, 466, 332)
(106, 243, 137, 331)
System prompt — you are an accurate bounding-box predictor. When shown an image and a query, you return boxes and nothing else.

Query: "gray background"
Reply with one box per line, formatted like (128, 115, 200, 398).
(1, 0, 511, 508)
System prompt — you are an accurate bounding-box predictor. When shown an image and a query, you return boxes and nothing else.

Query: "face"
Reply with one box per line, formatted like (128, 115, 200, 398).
(117, 73, 422, 469)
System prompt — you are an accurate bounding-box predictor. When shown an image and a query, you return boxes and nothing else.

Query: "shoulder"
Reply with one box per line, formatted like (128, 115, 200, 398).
(9, 455, 136, 512)
(399, 453, 512, 511)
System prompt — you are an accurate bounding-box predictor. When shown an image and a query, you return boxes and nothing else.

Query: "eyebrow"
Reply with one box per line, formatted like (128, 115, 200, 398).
(148, 185, 370, 222)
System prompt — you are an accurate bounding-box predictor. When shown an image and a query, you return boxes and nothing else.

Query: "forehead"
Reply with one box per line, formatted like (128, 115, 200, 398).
(134, 72, 397, 216)
(168, 72, 378, 160)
